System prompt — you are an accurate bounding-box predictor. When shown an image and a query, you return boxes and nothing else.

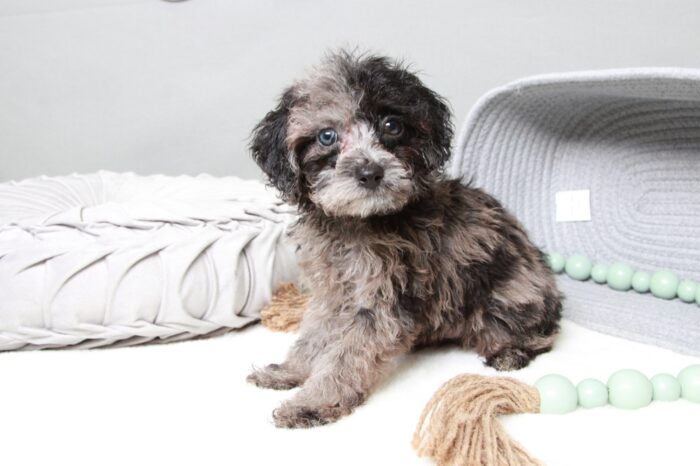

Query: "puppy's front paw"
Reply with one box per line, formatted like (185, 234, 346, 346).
(485, 348, 531, 371)
(272, 402, 349, 428)
(246, 364, 302, 390)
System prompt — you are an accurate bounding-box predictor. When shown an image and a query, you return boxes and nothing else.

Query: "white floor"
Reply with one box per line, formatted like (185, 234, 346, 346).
(2, 319, 698, 466)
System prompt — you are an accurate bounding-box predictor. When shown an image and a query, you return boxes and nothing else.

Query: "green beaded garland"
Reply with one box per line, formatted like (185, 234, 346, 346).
(632, 270, 651, 293)
(565, 255, 592, 281)
(649, 270, 679, 299)
(546, 250, 697, 306)
(535, 374, 578, 414)
(590, 264, 608, 284)
(547, 253, 565, 273)
(527, 366, 700, 418)
(651, 373, 681, 401)
(607, 369, 653, 409)
(678, 364, 700, 403)
(528, 366, 700, 418)
(607, 263, 634, 291)
(677, 280, 698, 303)
(576, 378, 608, 408)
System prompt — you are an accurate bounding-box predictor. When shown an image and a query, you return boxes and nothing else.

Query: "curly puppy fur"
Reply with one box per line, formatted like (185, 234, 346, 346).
(247, 50, 562, 428)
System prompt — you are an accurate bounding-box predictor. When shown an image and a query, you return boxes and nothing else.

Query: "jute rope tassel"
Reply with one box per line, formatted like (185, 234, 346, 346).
(260, 283, 309, 332)
(412, 374, 542, 466)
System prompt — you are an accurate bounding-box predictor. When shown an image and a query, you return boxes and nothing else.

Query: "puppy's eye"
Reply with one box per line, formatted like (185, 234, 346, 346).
(318, 128, 338, 146)
(381, 117, 403, 136)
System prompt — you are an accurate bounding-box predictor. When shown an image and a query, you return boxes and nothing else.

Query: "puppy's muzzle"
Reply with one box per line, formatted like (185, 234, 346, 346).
(354, 160, 384, 190)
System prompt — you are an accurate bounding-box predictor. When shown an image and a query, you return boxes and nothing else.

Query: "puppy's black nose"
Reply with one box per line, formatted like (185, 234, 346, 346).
(355, 162, 384, 189)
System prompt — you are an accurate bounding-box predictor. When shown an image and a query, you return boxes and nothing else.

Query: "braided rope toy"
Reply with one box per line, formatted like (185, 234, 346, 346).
(260, 284, 700, 466)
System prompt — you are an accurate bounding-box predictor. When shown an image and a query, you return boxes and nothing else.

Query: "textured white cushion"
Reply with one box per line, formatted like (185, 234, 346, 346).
(0, 171, 298, 350)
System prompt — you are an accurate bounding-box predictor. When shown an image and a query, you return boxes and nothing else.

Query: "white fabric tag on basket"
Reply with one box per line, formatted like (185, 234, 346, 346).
(555, 189, 591, 222)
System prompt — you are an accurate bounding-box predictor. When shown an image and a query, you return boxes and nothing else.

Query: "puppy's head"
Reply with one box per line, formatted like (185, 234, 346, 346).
(250, 51, 452, 217)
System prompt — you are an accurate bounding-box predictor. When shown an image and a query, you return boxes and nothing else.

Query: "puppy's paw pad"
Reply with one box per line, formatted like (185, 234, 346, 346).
(485, 348, 531, 371)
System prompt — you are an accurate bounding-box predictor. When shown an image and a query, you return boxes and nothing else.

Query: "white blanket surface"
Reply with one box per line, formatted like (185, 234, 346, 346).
(2, 319, 696, 466)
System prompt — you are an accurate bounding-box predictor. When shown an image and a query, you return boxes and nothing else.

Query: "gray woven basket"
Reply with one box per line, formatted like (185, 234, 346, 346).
(451, 68, 700, 356)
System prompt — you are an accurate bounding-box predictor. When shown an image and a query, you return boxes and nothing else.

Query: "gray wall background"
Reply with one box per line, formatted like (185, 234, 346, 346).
(1, 0, 699, 182)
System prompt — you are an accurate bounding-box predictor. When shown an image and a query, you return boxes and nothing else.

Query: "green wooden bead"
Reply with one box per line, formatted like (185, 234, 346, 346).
(649, 270, 679, 299)
(677, 280, 697, 303)
(535, 374, 578, 414)
(607, 369, 653, 410)
(632, 271, 651, 293)
(547, 252, 566, 273)
(678, 364, 700, 403)
(576, 378, 608, 408)
(607, 263, 634, 291)
(565, 255, 592, 281)
(591, 264, 608, 284)
(651, 373, 681, 401)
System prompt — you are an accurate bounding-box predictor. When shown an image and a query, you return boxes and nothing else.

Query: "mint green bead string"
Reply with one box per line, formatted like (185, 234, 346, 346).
(607, 263, 634, 291)
(590, 263, 608, 284)
(650, 270, 680, 299)
(677, 280, 697, 303)
(535, 374, 578, 414)
(547, 252, 565, 273)
(651, 373, 681, 401)
(565, 255, 592, 281)
(632, 270, 651, 292)
(533, 365, 699, 418)
(678, 364, 700, 403)
(544, 251, 698, 305)
(576, 379, 608, 408)
(607, 369, 653, 409)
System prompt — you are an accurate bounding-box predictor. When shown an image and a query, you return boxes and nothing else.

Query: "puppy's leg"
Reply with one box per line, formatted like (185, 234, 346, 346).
(470, 321, 546, 371)
(272, 307, 407, 428)
(470, 296, 561, 371)
(247, 314, 336, 390)
(246, 362, 306, 391)
(246, 335, 326, 390)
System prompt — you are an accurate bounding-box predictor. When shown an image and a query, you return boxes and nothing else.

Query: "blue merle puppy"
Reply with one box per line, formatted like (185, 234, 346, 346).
(247, 51, 562, 428)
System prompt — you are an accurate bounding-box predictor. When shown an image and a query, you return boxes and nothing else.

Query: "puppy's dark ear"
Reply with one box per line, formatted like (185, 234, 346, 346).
(419, 87, 454, 171)
(250, 89, 301, 203)
(369, 56, 454, 172)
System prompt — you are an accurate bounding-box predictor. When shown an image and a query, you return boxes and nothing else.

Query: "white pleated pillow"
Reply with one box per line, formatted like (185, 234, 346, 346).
(0, 171, 299, 350)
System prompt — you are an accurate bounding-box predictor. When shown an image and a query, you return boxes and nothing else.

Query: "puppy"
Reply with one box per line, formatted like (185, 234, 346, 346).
(247, 51, 562, 428)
